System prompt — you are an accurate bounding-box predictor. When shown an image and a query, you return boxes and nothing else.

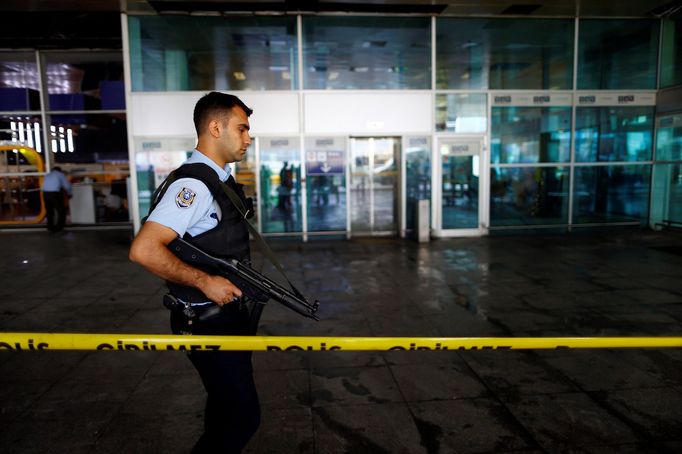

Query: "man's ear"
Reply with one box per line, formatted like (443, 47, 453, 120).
(208, 119, 221, 138)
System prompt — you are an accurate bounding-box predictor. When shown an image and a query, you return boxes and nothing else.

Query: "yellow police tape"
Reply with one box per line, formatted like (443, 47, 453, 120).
(1, 333, 682, 351)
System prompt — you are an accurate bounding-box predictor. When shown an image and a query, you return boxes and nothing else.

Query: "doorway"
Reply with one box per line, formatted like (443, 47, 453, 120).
(349, 137, 400, 235)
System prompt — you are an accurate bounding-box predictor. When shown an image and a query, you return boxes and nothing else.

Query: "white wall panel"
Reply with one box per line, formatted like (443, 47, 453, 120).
(304, 92, 432, 135)
(130, 91, 300, 137)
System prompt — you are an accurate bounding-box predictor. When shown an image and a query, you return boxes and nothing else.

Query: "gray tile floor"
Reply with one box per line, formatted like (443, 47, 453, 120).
(0, 228, 681, 453)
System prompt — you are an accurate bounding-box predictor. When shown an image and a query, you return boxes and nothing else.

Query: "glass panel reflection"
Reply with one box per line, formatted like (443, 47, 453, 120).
(49, 114, 128, 164)
(135, 150, 190, 219)
(651, 164, 682, 227)
(350, 137, 399, 233)
(442, 152, 478, 229)
(0, 52, 41, 111)
(435, 94, 487, 133)
(491, 107, 571, 164)
(575, 107, 654, 162)
(305, 137, 347, 232)
(45, 52, 125, 111)
(259, 138, 302, 233)
(573, 165, 651, 225)
(656, 115, 682, 162)
(0, 175, 42, 222)
(578, 19, 659, 90)
(129, 16, 298, 91)
(0, 115, 44, 162)
(436, 18, 574, 90)
(303, 16, 430, 89)
(405, 137, 431, 232)
(661, 18, 682, 88)
(490, 166, 569, 226)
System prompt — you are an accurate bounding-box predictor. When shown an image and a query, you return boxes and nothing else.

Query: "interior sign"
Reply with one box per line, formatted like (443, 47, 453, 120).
(533, 95, 550, 104)
(306, 149, 345, 175)
(618, 95, 635, 104)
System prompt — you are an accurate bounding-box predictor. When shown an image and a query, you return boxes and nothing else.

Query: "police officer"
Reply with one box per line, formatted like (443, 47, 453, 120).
(130, 92, 259, 453)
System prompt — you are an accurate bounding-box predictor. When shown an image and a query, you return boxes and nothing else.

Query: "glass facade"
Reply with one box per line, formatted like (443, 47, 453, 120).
(302, 16, 430, 90)
(129, 16, 298, 91)
(573, 165, 651, 225)
(575, 107, 655, 162)
(578, 20, 659, 90)
(490, 166, 569, 226)
(437, 19, 574, 90)
(116, 15, 670, 236)
(491, 107, 572, 164)
(661, 18, 682, 88)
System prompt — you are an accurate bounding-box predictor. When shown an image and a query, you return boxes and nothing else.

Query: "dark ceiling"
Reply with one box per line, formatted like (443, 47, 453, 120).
(0, 0, 679, 49)
(1, 0, 681, 17)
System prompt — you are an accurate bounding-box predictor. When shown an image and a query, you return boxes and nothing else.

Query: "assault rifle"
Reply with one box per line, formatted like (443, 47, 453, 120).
(168, 237, 320, 321)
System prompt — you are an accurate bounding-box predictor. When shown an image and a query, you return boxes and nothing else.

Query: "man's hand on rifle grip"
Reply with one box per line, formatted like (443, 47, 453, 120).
(197, 274, 243, 306)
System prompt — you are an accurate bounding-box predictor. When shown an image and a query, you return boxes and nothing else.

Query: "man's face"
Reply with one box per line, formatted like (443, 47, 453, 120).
(218, 106, 251, 163)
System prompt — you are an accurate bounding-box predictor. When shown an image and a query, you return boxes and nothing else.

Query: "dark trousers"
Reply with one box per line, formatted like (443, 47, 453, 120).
(43, 191, 66, 232)
(171, 305, 260, 453)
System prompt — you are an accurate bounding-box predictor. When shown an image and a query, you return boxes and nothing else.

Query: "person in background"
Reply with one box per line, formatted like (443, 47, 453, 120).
(41, 166, 71, 232)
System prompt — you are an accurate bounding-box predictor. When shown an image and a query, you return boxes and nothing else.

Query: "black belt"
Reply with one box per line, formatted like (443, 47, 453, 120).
(163, 294, 238, 322)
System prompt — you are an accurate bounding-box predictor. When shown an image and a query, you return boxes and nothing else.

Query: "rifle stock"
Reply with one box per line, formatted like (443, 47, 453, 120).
(168, 237, 320, 321)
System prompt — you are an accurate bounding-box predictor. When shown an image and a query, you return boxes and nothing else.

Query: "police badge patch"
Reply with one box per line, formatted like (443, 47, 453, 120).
(175, 187, 197, 208)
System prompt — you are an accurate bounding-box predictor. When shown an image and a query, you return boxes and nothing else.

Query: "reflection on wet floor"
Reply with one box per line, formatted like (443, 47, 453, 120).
(0, 229, 681, 453)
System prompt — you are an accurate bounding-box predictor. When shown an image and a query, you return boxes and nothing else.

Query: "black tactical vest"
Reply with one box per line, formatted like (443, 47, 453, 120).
(149, 163, 251, 303)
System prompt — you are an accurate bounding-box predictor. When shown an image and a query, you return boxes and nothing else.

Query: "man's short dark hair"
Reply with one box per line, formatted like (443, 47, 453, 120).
(193, 92, 253, 136)
(53, 166, 62, 172)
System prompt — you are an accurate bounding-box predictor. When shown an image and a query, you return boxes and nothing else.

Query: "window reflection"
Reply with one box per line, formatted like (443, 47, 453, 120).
(405, 137, 431, 231)
(129, 16, 298, 91)
(491, 107, 571, 164)
(437, 18, 574, 90)
(435, 94, 487, 133)
(259, 138, 302, 233)
(303, 16, 430, 89)
(0, 52, 41, 111)
(661, 18, 682, 88)
(306, 137, 347, 232)
(573, 165, 651, 224)
(656, 115, 682, 162)
(578, 20, 659, 90)
(45, 52, 125, 111)
(575, 107, 654, 162)
(490, 166, 569, 226)
(651, 164, 682, 227)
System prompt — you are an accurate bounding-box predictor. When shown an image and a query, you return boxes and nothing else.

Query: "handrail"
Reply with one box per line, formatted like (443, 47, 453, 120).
(0, 145, 46, 225)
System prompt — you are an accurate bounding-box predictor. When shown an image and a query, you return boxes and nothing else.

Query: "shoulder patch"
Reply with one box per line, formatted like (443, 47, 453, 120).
(175, 187, 197, 208)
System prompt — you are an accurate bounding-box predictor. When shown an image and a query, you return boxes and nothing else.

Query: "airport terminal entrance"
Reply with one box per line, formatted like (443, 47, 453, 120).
(349, 137, 400, 235)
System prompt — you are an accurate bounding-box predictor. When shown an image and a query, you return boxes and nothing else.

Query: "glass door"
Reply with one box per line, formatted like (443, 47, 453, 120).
(258, 137, 302, 234)
(438, 137, 486, 235)
(350, 137, 400, 235)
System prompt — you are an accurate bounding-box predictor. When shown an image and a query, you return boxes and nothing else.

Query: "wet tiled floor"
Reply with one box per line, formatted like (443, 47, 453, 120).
(0, 228, 681, 453)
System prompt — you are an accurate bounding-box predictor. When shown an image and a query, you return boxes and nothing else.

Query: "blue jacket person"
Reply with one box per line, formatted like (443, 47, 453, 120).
(130, 92, 259, 453)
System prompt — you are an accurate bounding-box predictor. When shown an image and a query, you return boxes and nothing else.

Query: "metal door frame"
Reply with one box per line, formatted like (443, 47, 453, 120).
(433, 135, 489, 237)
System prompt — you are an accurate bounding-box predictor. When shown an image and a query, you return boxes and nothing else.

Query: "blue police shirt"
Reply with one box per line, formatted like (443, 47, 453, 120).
(147, 150, 231, 237)
(42, 170, 72, 195)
